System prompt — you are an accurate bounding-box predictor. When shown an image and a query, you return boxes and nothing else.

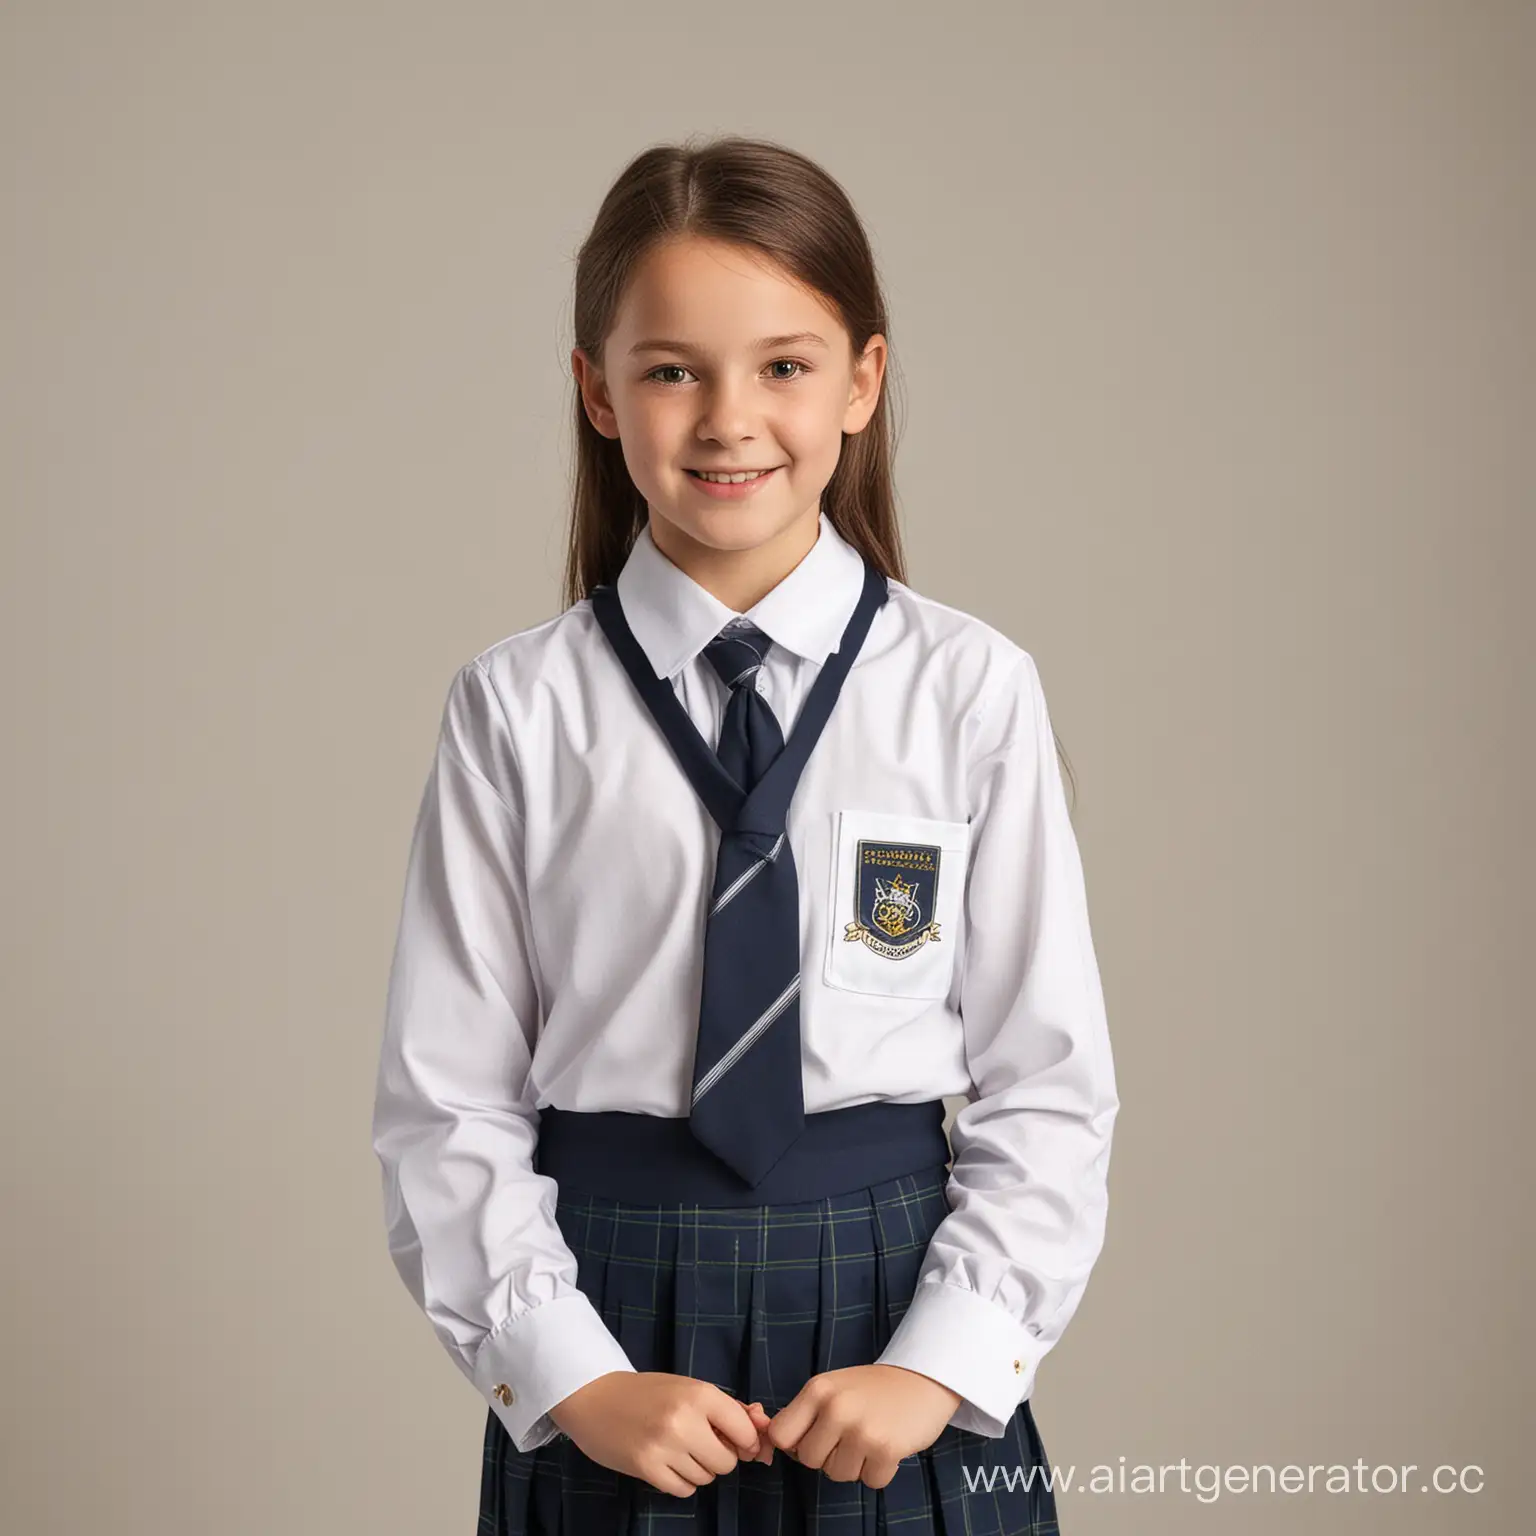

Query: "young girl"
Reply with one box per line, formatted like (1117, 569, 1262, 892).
(372, 134, 1119, 1536)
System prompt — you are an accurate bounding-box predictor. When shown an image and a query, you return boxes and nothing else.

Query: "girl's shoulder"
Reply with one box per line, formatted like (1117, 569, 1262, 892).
(431, 604, 599, 802)
(462, 599, 600, 692)
(881, 575, 1038, 695)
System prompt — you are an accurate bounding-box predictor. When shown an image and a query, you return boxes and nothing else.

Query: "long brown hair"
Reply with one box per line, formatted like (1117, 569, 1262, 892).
(558, 133, 1077, 810)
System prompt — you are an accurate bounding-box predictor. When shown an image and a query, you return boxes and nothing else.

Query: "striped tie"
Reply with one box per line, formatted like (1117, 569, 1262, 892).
(688, 621, 805, 1184)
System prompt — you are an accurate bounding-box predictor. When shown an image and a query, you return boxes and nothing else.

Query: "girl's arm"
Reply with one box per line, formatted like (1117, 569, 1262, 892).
(874, 646, 1121, 1437)
(371, 660, 635, 1452)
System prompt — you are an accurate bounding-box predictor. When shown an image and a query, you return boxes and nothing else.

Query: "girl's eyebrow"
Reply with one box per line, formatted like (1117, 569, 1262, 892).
(628, 331, 830, 356)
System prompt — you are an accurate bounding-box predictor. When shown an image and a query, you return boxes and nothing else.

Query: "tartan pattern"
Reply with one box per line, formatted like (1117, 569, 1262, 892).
(477, 1165, 1061, 1535)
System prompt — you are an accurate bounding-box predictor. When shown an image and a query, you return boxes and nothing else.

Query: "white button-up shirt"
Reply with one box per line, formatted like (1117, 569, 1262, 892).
(372, 511, 1119, 1453)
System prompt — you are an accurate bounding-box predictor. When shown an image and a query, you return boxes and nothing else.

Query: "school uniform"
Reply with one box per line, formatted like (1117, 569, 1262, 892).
(371, 510, 1119, 1535)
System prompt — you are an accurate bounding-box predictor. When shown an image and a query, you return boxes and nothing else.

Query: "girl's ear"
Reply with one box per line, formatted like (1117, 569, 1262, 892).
(571, 346, 620, 440)
(842, 333, 888, 436)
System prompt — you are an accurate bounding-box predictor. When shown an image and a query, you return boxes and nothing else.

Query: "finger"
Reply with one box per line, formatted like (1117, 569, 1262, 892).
(766, 1386, 820, 1453)
(749, 1407, 775, 1463)
(822, 1440, 865, 1484)
(647, 1464, 697, 1498)
(713, 1420, 761, 1459)
(694, 1424, 745, 1478)
(792, 1413, 845, 1472)
(703, 1392, 761, 1457)
(742, 1398, 772, 1449)
(671, 1451, 717, 1488)
(862, 1455, 901, 1490)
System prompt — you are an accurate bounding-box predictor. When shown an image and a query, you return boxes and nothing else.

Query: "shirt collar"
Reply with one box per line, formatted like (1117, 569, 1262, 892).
(612, 510, 868, 679)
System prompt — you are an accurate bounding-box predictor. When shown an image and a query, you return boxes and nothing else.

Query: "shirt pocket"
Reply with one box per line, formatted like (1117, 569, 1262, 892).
(822, 807, 971, 1000)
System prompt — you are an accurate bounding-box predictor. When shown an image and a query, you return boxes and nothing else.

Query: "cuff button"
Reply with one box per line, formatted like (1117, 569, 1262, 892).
(493, 1383, 515, 1406)
(1012, 1359, 1022, 1374)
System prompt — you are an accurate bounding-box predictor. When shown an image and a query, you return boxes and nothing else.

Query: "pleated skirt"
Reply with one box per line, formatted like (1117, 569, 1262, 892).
(476, 1163, 1060, 1535)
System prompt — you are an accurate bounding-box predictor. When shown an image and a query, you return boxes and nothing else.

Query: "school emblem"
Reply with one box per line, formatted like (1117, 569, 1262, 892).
(843, 839, 944, 960)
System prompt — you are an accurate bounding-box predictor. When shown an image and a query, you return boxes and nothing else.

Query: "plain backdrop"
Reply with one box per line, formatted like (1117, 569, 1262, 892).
(2, 3, 1530, 1533)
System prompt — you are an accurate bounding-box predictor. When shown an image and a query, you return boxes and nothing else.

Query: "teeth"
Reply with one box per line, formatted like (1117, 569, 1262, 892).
(693, 468, 773, 483)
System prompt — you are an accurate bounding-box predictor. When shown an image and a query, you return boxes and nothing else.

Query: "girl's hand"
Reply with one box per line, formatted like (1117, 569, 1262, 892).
(765, 1365, 962, 1489)
(550, 1372, 763, 1495)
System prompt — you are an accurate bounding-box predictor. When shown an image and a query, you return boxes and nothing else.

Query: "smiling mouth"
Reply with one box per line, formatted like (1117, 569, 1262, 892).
(685, 467, 782, 482)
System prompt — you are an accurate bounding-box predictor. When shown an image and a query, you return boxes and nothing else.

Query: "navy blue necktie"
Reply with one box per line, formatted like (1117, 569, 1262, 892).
(688, 621, 803, 1184)
(589, 555, 890, 1188)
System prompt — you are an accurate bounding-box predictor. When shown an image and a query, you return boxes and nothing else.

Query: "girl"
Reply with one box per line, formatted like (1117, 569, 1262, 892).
(372, 134, 1119, 1536)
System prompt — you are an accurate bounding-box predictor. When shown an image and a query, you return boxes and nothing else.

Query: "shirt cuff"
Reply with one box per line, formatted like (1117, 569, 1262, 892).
(874, 1280, 1049, 1438)
(471, 1291, 637, 1452)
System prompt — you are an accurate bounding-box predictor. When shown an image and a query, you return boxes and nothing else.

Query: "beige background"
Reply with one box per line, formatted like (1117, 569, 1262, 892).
(3, 3, 1530, 1532)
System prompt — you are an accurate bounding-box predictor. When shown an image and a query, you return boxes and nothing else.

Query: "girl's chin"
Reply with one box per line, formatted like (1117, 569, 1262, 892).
(651, 502, 812, 555)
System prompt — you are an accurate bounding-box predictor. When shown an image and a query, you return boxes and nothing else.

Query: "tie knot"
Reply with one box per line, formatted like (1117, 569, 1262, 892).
(702, 621, 771, 692)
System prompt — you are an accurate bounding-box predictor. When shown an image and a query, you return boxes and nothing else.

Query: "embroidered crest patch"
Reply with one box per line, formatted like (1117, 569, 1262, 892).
(842, 838, 944, 960)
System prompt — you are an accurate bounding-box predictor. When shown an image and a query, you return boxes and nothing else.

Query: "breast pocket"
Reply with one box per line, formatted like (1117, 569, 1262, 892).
(822, 808, 971, 1000)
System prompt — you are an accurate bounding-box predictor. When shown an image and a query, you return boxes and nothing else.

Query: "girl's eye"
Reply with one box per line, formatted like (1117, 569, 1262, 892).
(644, 359, 812, 386)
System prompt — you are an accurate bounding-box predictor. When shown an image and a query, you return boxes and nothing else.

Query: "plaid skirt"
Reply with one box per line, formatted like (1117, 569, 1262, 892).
(476, 1163, 1060, 1535)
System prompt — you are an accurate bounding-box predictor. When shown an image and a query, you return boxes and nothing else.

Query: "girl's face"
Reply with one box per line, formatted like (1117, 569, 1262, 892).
(573, 236, 886, 561)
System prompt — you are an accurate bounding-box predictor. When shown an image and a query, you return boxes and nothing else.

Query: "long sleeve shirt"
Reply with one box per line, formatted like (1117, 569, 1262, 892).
(371, 510, 1119, 1453)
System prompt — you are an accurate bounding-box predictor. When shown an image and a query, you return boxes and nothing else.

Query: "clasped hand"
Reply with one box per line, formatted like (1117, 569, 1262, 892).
(550, 1364, 961, 1496)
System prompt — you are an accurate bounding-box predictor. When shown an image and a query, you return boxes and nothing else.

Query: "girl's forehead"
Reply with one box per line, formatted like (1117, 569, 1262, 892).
(614, 237, 841, 340)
